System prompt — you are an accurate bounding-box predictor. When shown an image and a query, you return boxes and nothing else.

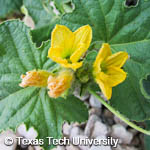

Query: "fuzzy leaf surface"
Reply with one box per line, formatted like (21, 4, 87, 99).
(0, 20, 88, 150)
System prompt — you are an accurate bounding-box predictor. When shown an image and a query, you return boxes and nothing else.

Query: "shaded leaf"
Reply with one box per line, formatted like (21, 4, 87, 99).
(140, 74, 150, 99)
(0, 0, 23, 18)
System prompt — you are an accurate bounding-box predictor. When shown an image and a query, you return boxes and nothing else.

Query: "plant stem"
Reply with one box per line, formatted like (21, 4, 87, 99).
(88, 88, 150, 135)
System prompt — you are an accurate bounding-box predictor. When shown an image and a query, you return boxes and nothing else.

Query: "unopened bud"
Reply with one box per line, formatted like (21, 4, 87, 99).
(48, 69, 74, 98)
(19, 70, 51, 88)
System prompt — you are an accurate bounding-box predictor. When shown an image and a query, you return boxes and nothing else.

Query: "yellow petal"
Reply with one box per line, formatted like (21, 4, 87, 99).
(96, 78, 112, 100)
(61, 61, 83, 70)
(48, 46, 83, 70)
(104, 67, 127, 87)
(94, 43, 112, 65)
(105, 51, 128, 68)
(48, 47, 68, 64)
(93, 43, 112, 75)
(48, 47, 62, 58)
(70, 25, 92, 62)
(70, 43, 86, 63)
(51, 24, 74, 58)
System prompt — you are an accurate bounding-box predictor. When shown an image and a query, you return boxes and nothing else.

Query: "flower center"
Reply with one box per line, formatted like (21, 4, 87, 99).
(100, 62, 107, 73)
(65, 55, 72, 63)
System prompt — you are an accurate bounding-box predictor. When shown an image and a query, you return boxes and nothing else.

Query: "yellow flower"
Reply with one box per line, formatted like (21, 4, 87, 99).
(93, 43, 128, 100)
(19, 70, 51, 88)
(48, 69, 74, 98)
(48, 24, 92, 70)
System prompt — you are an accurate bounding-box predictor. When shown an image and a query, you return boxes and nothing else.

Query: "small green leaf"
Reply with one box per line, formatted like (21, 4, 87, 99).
(85, 50, 97, 62)
(0, 20, 88, 150)
(23, 0, 60, 46)
(23, 0, 55, 27)
(54, 0, 75, 14)
(89, 41, 103, 51)
(31, 19, 59, 47)
(140, 74, 150, 99)
(23, 0, 75, 45)
(76, 50, 97, 84)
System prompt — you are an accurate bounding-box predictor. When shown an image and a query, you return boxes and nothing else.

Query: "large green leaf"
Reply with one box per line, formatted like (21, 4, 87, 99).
(24, 0, 150, 47)
(0, 88, 88, 150)
(60, 0, 150, 121)
(61, 0, 150, 43)
(0, 0, 23, 18)
(0, 20, 88, 150)
(110, 41, 150, 121)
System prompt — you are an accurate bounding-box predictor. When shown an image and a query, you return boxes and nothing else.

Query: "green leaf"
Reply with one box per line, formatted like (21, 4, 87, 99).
(110, 41, 150, 121)
(31, 19, 59, 47)
(23, 0, 56, 27)
(54, 0, 75, 14)
(23, 0, 60, 46)
(0, 88, 88, 150)
(0, 20, 88, 150)
(76, 50, 97, 84)
(61, 0, 150, 43)
(140, 74, 150, 99)
(0, 0, 23, 18)
(85, 50, 97, 62)
(60, 0, 150, 121)
(23, 0, 75, 46)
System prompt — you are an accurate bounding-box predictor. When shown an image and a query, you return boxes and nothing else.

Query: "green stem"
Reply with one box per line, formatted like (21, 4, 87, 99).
(88, 88, 150, 135)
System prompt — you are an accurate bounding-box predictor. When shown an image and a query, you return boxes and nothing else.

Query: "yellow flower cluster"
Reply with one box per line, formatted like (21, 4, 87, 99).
(19, 24, 128, 100)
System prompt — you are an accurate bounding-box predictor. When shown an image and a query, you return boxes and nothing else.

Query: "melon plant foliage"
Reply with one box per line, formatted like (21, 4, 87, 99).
(0, 0, 150, 150)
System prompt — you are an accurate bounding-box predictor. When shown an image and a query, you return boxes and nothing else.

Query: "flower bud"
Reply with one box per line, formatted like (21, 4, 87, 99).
(48, 69, 74, 98)
(19, 70, 51, 88)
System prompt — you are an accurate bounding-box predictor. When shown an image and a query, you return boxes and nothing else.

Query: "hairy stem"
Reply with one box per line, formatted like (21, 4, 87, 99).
(88, 88, 150, 135)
